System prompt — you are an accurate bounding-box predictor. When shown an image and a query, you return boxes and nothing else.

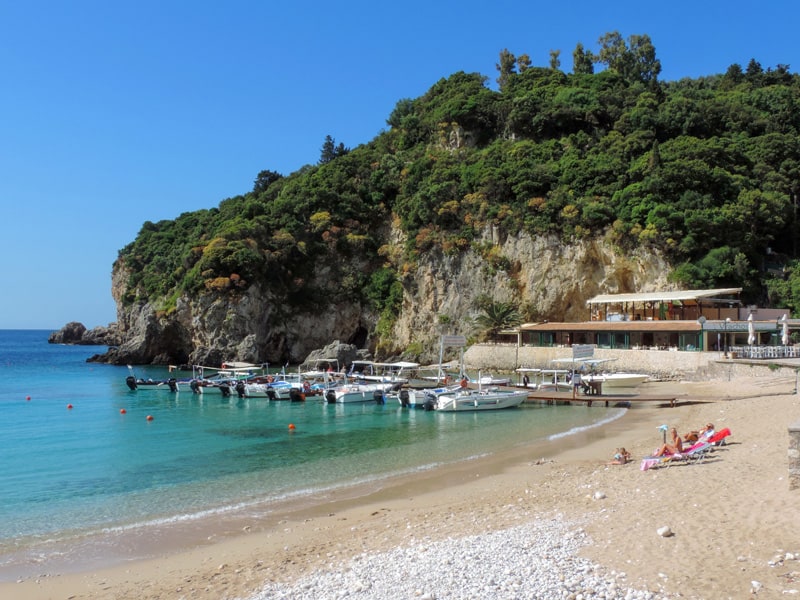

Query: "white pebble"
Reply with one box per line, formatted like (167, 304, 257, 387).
(243, 518, 673, 599)
(657, 526, 673, 537)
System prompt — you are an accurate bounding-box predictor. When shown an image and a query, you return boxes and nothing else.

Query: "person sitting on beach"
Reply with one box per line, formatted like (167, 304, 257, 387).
(653, 427, 683, 457)
(683, 423, 714, 443)
(608, 447, 631, 465)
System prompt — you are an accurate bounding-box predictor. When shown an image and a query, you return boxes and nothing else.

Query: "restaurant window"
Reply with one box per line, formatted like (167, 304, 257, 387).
(596, 332, 611, 348)
(613, 332, 629, 348)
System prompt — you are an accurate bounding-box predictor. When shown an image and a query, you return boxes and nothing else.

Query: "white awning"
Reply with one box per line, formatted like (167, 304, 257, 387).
(586, 288, 742, 305)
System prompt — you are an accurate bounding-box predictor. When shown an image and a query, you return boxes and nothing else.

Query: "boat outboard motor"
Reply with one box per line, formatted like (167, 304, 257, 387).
(125, 375, 137, 391)
(266, 387, 277, 401)
(289, 388, 303, 402)
(219, 383, 231, 398)
(325, 389, 337, 404)
(167, 378, 178, 393)
(422, 391, 436, 411)
(399, 389, 410, 408)
(190, 379, 201, 394)
(235, 381, 246, 398)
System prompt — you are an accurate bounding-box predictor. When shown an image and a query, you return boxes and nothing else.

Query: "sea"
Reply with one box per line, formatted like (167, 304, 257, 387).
(0, 329, 627, 580)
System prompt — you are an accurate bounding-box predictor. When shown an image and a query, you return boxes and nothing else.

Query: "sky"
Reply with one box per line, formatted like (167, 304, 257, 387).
(2, 0, 799, 330)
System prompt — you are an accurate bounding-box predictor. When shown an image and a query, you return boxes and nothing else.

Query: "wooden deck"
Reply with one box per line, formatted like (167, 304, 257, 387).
(523, 390, 682, 408)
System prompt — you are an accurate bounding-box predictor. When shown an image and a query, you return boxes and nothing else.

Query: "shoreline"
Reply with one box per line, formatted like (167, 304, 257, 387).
(5, 376, 800, 599)
(0, 403, 634, 583)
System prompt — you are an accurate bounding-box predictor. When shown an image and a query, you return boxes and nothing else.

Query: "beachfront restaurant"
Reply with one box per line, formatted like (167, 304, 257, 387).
(514, 288, 799, 357)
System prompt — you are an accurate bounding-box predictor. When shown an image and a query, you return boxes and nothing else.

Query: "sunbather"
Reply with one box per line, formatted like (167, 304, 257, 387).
(608, 447, 631, 465)
(653, 427, 683, 457)
(683, 423, 714, 443)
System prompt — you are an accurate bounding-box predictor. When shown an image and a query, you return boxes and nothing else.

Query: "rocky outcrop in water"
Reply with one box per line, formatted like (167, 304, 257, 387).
(49, 321, 122, 346)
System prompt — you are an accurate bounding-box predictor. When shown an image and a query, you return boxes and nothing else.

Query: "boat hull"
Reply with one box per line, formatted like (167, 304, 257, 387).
(586, 373, 649, 388)
(435, 389, 528, 411)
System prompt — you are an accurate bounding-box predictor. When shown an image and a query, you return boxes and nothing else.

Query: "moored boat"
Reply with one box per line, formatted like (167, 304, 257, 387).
(434, 387, 528, 411)
(578, 358, 650, 388)
(324, 380, 401, 404)
(125, 365, 183, 392)
(394, 383, 463, 409)
(536, 369, 572, 392)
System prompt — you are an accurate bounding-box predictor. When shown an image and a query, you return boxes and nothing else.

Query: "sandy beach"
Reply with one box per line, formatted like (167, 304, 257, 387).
(4, 373, 800, 599)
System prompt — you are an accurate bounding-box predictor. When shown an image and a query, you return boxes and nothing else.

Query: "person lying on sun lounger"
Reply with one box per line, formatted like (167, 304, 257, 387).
(683, 423, 715, 443)
(652, 427, 683, 457)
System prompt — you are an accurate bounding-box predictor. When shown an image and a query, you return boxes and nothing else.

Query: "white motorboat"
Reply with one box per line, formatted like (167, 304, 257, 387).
(514, 367, 541, 389)
(395, 384, 462, 409)
(473, 373, 512, 386)
(582, 372, 650, 388)
(244, 378, 310, 401)
(536, 369, 573, 392)
(578, 359, 649, 388)
(434, 387, 528, 411)
(324, 380, 400, 403)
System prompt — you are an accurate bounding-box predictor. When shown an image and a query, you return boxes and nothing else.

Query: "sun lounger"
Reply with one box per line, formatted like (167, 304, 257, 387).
(705, 427, 731, 446)
(640, 441, 712, 471)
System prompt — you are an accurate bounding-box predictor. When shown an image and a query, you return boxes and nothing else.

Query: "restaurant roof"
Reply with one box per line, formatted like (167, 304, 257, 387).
(520, 321, 701, 332)
(586, 288, 742, 305)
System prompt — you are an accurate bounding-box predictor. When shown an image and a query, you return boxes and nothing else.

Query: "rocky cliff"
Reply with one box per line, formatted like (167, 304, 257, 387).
(78, 228, 670, 366)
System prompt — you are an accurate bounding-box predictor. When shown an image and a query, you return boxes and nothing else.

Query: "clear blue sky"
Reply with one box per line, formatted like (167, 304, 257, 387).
(1, 1, 798, 330)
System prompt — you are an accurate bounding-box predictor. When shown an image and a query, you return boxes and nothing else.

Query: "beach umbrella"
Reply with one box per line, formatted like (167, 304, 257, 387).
(747, 314, 755, 346)
(782, 314, 790, 346)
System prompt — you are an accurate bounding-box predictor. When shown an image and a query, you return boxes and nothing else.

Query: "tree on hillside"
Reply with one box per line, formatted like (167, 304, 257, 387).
(252, 169, 283, 195)
(572, 43, 594, 74)
(496, 48, 516, 90)
(549, 49, 561, 71)
(597, 31, 661, 83)
(746, 58, 763, 79)
(319, 135, 349, 164)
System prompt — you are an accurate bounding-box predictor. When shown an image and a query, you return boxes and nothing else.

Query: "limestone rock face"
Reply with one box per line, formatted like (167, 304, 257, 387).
(90, 281, 368, 366)
(390, 230, 670, 357)
(84, 229, 671, 366)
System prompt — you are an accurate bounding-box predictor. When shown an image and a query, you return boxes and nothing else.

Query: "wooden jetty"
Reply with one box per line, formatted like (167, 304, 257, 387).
(523, 389, 682, 408)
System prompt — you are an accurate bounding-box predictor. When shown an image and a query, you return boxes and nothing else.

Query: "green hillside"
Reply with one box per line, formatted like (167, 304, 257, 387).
(116, 32, 800, 345)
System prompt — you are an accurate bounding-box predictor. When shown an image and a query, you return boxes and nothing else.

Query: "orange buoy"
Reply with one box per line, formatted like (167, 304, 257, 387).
(288, 423, 296, 431)
(120, 408, 127, 414)
(146, 414, 154, 421)
(67, 404, 73, 409)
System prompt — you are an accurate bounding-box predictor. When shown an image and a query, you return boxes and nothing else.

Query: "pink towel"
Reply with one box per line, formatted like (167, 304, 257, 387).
(640, 458, 660, 471)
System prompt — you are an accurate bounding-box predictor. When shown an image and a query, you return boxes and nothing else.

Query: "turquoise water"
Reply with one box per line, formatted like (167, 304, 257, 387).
(0, 330, 625, 578)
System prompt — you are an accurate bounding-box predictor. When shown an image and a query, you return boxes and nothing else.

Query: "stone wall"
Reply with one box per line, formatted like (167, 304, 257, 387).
(464, 344, 721, 381)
